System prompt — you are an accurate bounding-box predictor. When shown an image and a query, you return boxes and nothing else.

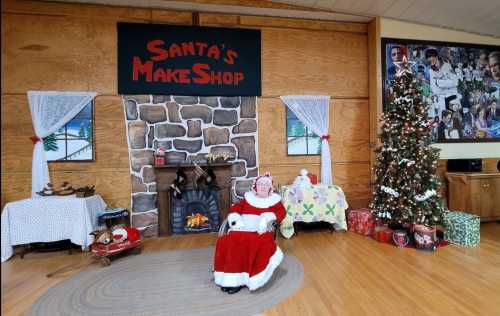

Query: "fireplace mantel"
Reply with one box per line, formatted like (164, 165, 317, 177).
(154, 163, 233, 236)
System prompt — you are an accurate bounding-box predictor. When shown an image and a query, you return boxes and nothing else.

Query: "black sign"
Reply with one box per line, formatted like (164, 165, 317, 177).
(117, 22, 261, 96)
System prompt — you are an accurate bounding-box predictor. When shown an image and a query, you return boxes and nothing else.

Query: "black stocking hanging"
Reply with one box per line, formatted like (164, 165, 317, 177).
(204, 167, 217, 188)
(170, 168, 187, 199)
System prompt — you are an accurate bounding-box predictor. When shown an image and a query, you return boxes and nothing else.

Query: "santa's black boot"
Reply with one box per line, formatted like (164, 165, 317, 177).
(226, 286, 243, 294)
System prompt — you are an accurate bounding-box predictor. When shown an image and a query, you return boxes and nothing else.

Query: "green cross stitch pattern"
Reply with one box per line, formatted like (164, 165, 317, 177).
(326, 204, 336, 215)
(302, 203, 314, 215)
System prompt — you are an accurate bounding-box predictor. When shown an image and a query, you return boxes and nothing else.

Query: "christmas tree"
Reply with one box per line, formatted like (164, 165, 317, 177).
(370, 56, 445, 226)
(43, 133, 58, 152)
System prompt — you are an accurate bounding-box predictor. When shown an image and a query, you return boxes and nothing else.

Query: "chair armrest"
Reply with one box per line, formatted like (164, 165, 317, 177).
(269, 220, 278, 240)
(268, 219, 277, 230)
(218, 218, 229, 237)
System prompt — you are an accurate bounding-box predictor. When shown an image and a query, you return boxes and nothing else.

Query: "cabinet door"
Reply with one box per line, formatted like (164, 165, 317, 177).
(469, 179, 483, 217)
(479, 177, 500, 220)
(447, 175, 469, 211)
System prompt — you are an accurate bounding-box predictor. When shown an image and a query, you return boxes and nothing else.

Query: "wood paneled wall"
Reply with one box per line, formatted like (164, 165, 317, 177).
(1, 0, 194, 208)
(202, 11, 370, 210)
(1, 0, 371, 209)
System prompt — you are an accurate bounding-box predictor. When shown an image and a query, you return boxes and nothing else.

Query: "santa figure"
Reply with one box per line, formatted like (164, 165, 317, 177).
(112, 227, 141, 243)
(213, 173, 286, 294)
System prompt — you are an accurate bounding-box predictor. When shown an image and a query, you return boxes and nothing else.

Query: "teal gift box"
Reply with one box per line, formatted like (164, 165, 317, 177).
(443, 211, 480, 247)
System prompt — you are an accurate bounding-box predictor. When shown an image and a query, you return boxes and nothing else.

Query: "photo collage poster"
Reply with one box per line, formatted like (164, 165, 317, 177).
(383, 38, 500, 143)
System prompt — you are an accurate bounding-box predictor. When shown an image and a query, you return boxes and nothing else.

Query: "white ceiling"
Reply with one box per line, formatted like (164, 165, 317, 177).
(44, 0, 499, 37)
(272, 0, 500, 37)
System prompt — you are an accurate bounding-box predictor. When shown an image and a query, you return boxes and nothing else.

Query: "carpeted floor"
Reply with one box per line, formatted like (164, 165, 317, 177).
(27, 247, 304, 316)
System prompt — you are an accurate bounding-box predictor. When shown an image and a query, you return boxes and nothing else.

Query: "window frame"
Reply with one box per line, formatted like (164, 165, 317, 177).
(285, 108, 321, 156)
(45, 100, 95, 163)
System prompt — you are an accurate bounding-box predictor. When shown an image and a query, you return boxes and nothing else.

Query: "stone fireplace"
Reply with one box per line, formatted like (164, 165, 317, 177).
(121, 95, 258, 236)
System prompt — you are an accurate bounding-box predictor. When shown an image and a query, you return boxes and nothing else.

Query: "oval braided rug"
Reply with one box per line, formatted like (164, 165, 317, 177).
(27, 247, 303, 316)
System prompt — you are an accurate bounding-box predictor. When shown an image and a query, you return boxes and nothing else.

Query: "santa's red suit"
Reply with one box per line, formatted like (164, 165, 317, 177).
(213, 191, 286, 291)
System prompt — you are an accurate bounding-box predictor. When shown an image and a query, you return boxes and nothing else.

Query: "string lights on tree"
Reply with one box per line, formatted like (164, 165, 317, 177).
(370, 56, 445, 226)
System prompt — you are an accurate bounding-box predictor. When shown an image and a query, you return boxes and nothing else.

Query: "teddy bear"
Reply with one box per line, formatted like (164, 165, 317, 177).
(90, 229, 113, 245)
(91, 227, 141, 245)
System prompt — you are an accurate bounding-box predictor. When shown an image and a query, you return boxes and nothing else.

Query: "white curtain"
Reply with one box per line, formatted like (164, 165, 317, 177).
(280, 95, 333, 185)
(28, 91, 97, 197)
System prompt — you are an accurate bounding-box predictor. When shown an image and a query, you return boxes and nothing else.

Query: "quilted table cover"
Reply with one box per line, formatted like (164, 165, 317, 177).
(1, 195, 107, 262)
(279, 184, 348, 239)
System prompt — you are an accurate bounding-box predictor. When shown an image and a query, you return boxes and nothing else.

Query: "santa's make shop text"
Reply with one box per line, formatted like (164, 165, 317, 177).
(132, 39, 244, 86)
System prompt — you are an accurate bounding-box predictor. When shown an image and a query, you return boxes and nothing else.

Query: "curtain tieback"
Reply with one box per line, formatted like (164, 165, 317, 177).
(30, 136, 41, 144)
(320, 134, 330, 141)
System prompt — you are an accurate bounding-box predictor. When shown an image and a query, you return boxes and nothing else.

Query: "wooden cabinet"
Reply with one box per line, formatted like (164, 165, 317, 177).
(445, 172, 500, 222)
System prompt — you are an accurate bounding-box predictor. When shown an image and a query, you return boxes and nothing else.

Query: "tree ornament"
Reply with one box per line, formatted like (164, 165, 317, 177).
(394, 56, 415, 77)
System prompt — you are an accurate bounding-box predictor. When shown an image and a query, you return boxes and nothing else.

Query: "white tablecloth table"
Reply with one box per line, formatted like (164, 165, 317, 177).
(1, 195, 107, 262)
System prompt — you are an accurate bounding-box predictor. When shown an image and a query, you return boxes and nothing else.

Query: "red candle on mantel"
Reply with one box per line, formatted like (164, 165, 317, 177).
(155, 155, 165, 166)
(155, 147, 166, 166)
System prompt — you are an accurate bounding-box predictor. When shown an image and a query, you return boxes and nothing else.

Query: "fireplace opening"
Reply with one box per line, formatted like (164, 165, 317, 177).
(170, 188, 221, 235)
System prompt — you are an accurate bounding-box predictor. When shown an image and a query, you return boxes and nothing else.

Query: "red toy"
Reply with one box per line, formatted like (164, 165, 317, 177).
(90, 227, 142, 266)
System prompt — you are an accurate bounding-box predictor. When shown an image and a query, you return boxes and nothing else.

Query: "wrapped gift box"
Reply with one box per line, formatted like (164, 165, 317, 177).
(373, 226, 393, 243)
(347, 208, 375, 236)
(443, 211, 480, 247)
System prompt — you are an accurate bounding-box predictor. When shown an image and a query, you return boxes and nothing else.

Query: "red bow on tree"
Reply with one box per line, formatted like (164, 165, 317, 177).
(320, 134, 330, 141)
(30, 136, 41, 144)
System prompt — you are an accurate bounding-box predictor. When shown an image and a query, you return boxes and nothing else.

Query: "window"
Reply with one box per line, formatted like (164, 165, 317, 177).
(286, 108, 321, 155)
(44, 101, 94, 161)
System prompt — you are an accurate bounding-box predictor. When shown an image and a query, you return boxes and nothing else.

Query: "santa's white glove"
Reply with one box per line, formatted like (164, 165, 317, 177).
(257, 217, 268, 235)
(227, 213, 244, 230)
(257, 212, 277, 235)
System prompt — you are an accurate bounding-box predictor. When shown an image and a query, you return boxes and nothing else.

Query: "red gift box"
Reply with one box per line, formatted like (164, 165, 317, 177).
(347, 208, 375, 236)
(373, 226, 394, 243)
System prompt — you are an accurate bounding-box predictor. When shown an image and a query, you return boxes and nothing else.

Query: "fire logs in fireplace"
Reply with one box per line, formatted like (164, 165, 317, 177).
(185, 213, 210, 230)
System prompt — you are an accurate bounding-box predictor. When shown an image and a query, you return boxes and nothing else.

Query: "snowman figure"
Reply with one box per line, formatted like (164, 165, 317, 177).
(291, 169, 312, 203)
(293, 169, 312, 191)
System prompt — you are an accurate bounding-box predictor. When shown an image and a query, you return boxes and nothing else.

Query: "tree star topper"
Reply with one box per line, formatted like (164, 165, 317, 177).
(394, 55, 415, 77)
